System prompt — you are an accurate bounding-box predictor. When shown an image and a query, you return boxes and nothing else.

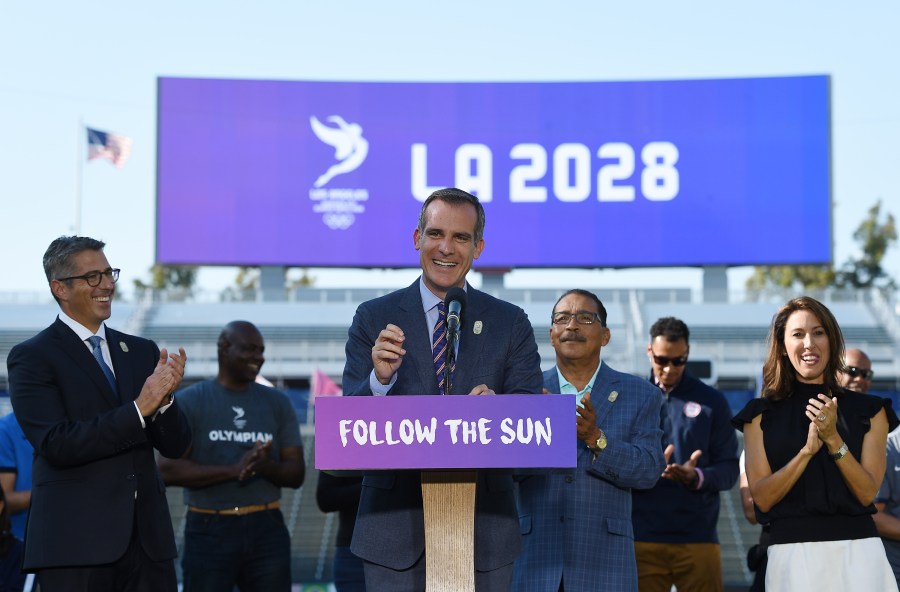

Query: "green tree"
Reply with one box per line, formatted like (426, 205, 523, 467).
(835, 200, 897, 289)
(747, 199, 896, 293)
(287, 267, 316, 288)
(133, 264, 198, 291)
(235, 266, 259, 290)
(746, 264, 835, 291)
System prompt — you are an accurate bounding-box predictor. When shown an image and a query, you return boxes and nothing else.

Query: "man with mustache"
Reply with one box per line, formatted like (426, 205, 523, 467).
(158, 320, 305, 592)
(632, 317, 739, 592)
(512, 289, 665, 591)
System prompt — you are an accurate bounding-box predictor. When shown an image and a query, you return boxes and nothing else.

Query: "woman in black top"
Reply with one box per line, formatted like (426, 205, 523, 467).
(733, 296, 898, 591)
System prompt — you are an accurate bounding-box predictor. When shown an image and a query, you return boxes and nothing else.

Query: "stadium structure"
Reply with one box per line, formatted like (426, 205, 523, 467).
(2, 282, 899, 589)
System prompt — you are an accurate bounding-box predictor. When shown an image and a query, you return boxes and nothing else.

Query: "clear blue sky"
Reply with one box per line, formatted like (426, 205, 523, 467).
(2, 2, 897, 299)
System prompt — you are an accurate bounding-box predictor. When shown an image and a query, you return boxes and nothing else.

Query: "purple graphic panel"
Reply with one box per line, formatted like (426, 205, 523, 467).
(157, 76, 830, 268)
(315, 395, 577, 470)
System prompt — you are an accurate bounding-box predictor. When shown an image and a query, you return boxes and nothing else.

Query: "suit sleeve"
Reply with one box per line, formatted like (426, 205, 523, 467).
(342, 304, 377, 397)
(697, 394, 740, 492)
(8, 340, 178, 468)
(146, 397, 192, 459)
(317, 471, 362, 513)
(500, 307, 543, 394)
(589, 385, 665, 489)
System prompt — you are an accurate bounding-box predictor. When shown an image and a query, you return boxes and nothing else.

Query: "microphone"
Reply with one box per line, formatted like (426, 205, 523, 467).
(444, 287, 466, 341)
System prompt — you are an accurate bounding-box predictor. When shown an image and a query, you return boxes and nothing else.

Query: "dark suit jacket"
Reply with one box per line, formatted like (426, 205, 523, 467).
(512, 364, 665, 592)
(7, 318, 191, 570)
(342, 280, 543, 572)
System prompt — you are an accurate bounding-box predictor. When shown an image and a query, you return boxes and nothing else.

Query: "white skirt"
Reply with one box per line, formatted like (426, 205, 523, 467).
(766, 537, 898, 592)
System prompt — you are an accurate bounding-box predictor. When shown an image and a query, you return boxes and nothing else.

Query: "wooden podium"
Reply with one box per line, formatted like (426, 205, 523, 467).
(421, 470, 477, 591)
(315, 394, 576, 591)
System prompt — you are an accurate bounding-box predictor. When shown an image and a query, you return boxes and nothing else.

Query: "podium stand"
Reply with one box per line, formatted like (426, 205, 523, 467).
(422, 470, 476, 590)
(315, 394, 576, 591)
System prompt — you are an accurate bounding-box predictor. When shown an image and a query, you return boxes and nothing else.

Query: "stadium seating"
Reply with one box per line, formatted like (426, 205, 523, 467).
(5, 285, 900, 587)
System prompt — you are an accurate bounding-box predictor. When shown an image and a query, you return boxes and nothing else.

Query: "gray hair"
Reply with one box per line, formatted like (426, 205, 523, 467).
(43, 235, 106, 285)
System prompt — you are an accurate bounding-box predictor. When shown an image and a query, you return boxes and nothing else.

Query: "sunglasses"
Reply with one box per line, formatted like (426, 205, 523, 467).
(843, 366, 874, 380)
(651, 354, 688, 367)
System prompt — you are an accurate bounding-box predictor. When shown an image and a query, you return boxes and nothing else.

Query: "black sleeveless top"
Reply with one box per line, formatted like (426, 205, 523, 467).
(732, 383, 899, 545)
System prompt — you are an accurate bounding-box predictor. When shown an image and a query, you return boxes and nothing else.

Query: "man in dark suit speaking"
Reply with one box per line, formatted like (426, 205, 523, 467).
(342, 188, 543, 591)
(7, 236, 191, 591)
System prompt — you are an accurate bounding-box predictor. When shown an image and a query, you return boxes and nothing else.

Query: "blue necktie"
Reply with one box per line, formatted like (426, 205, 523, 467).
(87, 336, 118, 396)
(432, 302, 456, 395)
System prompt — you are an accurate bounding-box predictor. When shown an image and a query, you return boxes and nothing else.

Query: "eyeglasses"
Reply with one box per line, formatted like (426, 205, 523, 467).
(57, 269, 120, 287)
(651, 353, 688, 367)
(552, 311, 603, 326)
(843, 366, 874, 380)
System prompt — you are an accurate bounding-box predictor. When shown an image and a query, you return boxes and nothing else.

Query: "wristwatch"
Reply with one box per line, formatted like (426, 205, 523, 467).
(593, 430, 608, 453)
(831, 442, 849, 461)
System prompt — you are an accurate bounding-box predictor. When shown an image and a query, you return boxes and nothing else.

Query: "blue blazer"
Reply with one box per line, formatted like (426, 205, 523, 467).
(342, 280, 543, 572)
(512, 363, 665, 592)
(7, 318, 191, 570)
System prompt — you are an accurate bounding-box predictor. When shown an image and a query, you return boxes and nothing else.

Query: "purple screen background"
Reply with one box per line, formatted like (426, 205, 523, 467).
(157, 76, 830, 268)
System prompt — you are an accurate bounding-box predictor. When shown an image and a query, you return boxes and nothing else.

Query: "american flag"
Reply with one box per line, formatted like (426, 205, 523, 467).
(86, 127, 133, 168)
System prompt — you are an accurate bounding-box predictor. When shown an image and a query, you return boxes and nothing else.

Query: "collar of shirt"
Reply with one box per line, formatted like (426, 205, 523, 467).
(557, 359, 603, 398)
(419, 277, 468, 342)
(652, 373, 680, 395)
(58, 312, 114, 369)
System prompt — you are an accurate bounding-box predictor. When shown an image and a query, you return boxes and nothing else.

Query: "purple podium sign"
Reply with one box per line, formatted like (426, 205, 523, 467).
(315, 395, 577, 470)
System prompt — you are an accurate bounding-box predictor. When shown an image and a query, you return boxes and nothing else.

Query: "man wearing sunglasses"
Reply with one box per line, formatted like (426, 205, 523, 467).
(839, 348, 874, 393)
(849, 347, 900, 588)
(7, 236, 192, 591)
(631, 317, 739, 592)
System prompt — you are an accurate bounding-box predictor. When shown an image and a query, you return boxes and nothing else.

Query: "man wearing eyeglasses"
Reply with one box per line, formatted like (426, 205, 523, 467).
(840, 348, 874, 393)
(7, 235, 192, 592)
(512, 289, 664, 592)
(631, 317, 739, 592)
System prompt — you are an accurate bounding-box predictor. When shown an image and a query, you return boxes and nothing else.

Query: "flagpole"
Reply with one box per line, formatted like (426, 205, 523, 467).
(75, 118, 83, 235)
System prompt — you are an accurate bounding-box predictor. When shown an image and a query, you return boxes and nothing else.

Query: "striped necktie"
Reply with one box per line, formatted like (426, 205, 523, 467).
(432, 302, 456, 395)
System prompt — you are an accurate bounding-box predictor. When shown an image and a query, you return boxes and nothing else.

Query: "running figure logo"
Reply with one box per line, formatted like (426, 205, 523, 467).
(232, 406, 247, 429)
(310, 115, 369, 187)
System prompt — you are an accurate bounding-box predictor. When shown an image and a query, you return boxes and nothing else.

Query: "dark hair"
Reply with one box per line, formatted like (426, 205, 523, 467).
(649, 317, 690, 344)
(0, 486, 13, 555)
(43, 236, 106, 283)
(416, 188, 485, 244)
(552, 289, 608, 326)
(762, 296, 845, 401)
(217, 320, 262, 350)
(43, 236, 106, 305)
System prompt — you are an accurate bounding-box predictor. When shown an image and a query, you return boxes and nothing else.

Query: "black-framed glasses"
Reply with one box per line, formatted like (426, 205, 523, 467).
(843, 366, 874, 380)
(651, 353, 689, 367)
(552, 311, 603, 326)
(57, 268, 120, 287)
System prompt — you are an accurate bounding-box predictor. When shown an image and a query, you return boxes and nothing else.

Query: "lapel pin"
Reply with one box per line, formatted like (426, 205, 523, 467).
(473, 321, 483, 335)
(119, 342, 129, 353)
(608, 391, 618, 403)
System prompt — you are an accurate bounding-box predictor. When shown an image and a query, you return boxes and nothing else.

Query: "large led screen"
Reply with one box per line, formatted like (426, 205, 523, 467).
(157, 76, 831, 268)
